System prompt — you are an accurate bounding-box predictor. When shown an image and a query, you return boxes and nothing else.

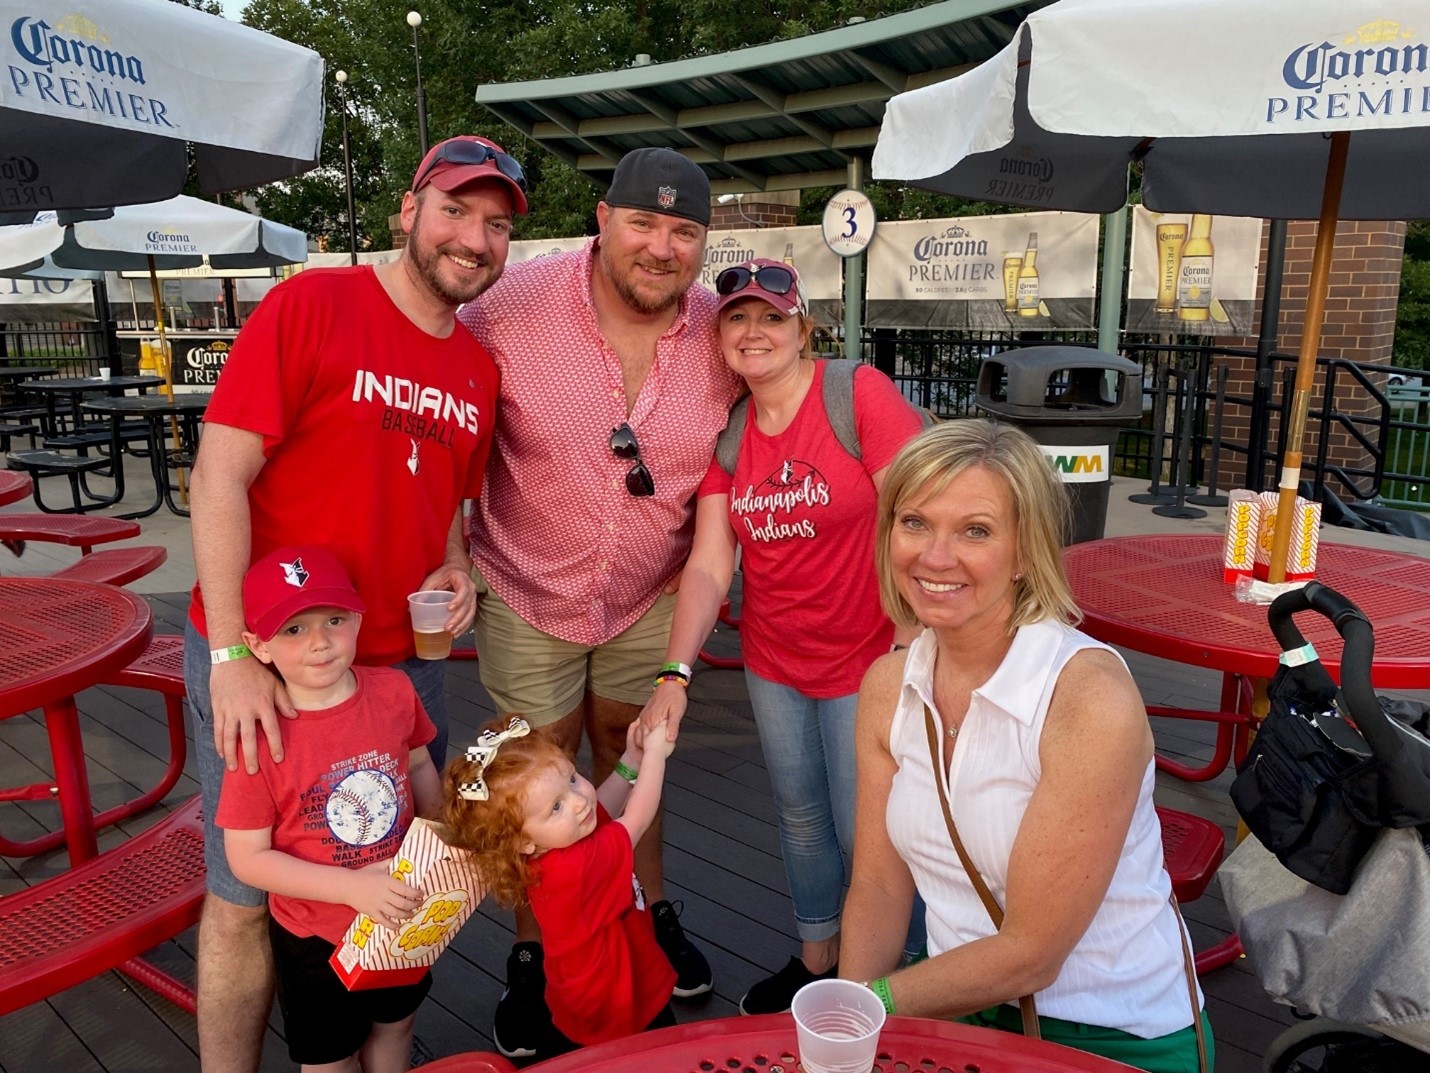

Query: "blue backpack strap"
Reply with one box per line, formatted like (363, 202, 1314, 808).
(715, 393, 751, 476)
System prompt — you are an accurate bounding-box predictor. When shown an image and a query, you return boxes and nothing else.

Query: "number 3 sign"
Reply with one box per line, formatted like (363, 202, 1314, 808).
(821, 189, 877, 257)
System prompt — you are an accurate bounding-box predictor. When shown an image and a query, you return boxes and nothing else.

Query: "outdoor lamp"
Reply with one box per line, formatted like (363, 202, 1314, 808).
(334, 70, 359, 265)
(406, 11, 429, 156)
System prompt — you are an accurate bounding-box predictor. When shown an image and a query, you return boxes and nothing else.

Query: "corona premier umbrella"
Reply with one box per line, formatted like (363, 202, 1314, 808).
(0, 195, 306, 395)
(873, 0, 1430, 580)
(0, 0, 323, 219)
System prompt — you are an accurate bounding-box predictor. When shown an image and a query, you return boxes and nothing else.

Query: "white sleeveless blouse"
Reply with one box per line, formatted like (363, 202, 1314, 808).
(886, 620, 1201, 1038)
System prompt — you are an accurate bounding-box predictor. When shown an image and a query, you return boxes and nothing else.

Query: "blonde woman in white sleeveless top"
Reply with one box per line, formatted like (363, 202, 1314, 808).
(840, 421, 1210, 1073)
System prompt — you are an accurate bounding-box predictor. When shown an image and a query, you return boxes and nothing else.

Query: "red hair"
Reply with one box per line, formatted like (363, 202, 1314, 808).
(441, 721, 569, 908)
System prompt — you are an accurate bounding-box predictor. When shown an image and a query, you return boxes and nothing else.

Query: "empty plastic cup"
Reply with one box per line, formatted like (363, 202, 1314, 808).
(97, 366, 111, 381)
(407, 591, 452, 660)
(791, 978, 887, 1073)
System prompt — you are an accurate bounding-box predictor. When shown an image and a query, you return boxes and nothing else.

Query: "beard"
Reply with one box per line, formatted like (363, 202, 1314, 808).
(406, 206, 501, 307)
(598, 242, 688, 317)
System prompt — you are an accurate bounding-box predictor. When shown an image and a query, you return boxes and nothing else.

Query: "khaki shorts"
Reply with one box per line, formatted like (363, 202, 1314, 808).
(472, 566, 676, 725)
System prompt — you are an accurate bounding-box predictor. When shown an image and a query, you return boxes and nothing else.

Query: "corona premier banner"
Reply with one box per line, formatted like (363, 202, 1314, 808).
(1127, 207, 1263, 335)
(0, 274, 94, 321)
(865, 211, 1099, 329)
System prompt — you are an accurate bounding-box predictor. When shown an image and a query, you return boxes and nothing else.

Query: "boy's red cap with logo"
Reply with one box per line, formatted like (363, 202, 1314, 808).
(243, 545, 366, 641)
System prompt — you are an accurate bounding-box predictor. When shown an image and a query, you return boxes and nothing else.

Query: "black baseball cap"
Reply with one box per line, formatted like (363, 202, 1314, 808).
(604, 147, 710, 227)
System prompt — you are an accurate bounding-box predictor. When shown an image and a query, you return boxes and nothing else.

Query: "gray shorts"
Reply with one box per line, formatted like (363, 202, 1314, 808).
(183, 621, 449, 907)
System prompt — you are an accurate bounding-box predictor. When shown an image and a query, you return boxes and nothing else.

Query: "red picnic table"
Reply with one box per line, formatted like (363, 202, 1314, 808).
(0, 577, 152, 864)
(1063, 534, 1430, 781)
(0, 471, 31, 507)
(419, 1014, 1143, 1073)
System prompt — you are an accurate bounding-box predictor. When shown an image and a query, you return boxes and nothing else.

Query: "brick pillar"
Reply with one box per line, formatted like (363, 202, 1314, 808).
(708, 190, 799, 231)
(1215, 219, 1406, 494)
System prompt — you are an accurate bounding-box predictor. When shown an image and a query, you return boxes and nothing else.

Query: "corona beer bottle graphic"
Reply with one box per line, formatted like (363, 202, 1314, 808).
(1177, 215, 1214, 322)
(1016, 232, 1040, 317)
(782, 242, 795, 265)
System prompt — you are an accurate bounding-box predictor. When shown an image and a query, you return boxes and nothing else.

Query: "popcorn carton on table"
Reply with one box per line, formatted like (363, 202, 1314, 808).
(1222, 489, 1262, 582)
(1252, 490, 1321, 582)
(330, 818, 484, 991)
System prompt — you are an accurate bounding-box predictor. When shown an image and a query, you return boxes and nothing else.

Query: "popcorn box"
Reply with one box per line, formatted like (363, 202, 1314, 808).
(1252, 491, 1321, 582)
(330, 819, 484, 991)
(1222, 489, 1261, 582)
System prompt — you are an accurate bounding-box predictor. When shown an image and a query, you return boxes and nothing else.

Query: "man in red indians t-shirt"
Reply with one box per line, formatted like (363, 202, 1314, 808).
(181, 136, 527, 1073)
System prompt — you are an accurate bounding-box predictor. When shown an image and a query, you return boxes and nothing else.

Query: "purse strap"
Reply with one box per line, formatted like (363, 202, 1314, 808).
(1168, 896, 1212, 1073)
(922, 704, 1041, 1040)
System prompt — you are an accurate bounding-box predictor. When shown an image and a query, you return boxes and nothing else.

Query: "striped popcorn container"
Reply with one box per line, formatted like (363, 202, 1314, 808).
(1253, 491, 1322, 582)
(330, 819, 485, 990)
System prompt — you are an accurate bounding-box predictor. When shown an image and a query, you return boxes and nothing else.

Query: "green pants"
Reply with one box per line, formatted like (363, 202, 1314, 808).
(961, 1003, 1213, 1073)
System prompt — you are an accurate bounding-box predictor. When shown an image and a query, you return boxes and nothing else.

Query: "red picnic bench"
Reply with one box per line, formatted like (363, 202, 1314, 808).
(0, 513, 165, 586)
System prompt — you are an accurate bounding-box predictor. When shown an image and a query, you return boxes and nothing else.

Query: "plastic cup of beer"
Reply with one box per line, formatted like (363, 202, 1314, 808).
(407, 591, 452, 660)
(791, 979, 887, 1073)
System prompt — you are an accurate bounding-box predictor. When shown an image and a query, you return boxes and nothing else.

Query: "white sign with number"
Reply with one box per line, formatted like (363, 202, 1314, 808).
(822, 190, 876, 257)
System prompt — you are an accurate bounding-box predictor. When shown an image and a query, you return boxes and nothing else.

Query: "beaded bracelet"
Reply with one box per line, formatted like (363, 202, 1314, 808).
(868, 976, 896, 1015)
(614, 760, 639, 783)
(653, 672, 690, 689)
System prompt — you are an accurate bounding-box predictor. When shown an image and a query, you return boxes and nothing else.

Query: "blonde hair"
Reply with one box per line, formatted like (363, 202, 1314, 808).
(874, 419, 1081, 632)
(441, 722, 570, 908)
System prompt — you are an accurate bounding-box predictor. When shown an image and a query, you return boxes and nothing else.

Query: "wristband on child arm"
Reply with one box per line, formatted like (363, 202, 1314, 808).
(614, 760, 639, 783)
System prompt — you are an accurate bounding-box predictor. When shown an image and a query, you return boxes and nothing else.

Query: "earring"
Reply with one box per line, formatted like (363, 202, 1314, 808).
(1013, 571, 1024, 581)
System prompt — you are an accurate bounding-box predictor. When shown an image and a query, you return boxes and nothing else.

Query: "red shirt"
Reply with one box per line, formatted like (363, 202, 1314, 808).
(698, 362, 924, 697)
(527, 806, 676, 1044)
(458, 241, 742, 645)
(215, 667, 437, 943)
(190, 265, 499, 664)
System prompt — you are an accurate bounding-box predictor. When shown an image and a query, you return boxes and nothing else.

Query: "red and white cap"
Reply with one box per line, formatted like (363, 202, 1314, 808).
(243, 545, 366, 641)
(411, 135, 529, 214)
(715, 257, 808, 318)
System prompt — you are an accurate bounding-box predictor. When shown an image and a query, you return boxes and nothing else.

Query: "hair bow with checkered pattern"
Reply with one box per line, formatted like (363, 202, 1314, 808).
(456, 717, 531, 801)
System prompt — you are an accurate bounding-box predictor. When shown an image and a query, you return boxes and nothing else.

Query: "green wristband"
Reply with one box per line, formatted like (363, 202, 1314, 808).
(869, 977, 896, 1015)
(210, 644, 251, 665)
(614, 760, 639, 783)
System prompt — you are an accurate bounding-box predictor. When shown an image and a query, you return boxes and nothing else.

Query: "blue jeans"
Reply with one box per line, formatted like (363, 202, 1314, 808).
(184, 621, 449, 905)
(745, 670, 858, 944)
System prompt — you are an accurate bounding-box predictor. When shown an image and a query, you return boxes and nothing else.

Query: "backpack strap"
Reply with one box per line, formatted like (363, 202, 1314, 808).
(715, 394, 751, 476)
(820, 358, 862, 462)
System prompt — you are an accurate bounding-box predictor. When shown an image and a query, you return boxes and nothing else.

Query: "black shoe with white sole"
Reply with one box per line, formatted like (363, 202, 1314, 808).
(492, 941, 551, 1058)
(650, 899, 714, 998)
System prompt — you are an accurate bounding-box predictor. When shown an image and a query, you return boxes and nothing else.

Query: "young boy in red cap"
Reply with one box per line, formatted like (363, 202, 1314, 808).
(217, 544, 441, 1073)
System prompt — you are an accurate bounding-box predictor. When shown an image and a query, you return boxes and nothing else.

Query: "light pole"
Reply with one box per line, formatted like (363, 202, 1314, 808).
(334, 70, 359, 266)
(406, 11, 429, 157)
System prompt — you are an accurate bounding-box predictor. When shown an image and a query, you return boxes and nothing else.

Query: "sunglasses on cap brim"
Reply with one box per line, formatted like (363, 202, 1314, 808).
(715, 264, 798, 300)
(413, 141, 528, 193)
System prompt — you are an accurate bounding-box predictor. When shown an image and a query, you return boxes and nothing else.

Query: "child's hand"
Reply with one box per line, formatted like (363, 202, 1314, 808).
(642, 717, 676, 760)
(345, 861, 422, 930)
(624, 718, 646, 763)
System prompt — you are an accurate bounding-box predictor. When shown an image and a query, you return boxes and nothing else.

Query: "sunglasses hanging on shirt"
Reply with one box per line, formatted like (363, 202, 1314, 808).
(610, 422, 655, 497)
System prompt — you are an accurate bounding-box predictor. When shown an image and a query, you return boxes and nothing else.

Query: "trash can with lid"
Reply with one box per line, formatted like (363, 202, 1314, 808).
(976, 346, 1142, 544)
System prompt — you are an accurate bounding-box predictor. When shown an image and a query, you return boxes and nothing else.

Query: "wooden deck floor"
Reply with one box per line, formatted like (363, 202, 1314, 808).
(3, 589, 1410, 1073)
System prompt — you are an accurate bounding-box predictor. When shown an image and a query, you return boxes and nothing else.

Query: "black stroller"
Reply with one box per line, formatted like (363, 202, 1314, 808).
(1220, 582, 1430, 1073)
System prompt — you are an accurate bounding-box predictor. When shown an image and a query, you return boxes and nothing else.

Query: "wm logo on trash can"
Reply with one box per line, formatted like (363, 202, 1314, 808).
(1038, 445, 1110, 483)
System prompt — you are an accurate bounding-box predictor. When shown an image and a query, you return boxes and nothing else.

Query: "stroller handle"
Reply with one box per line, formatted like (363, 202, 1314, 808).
(1269, 581, 1387, 753)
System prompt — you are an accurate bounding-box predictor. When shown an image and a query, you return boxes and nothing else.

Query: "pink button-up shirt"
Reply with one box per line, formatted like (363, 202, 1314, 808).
(459, 240, 741, 645)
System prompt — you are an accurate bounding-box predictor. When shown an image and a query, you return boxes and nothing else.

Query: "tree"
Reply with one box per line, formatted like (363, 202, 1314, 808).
(1395, 221, 1430, 371)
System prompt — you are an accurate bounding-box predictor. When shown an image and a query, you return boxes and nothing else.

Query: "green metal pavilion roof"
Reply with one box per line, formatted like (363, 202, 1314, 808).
(476, 0, 1049, 196)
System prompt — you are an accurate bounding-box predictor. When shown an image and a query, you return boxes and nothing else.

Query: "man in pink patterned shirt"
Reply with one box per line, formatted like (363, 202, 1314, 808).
(458, 147, 740, 1057)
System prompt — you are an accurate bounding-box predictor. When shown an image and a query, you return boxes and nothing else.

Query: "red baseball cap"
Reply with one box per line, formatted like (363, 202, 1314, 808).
(714, 257, 808, 318)
(243, 545, 366, 641)
(411, 135, 528, 214)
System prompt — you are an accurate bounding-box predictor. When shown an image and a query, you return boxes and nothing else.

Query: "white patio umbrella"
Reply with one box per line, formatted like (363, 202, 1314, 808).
(0, 196, 308, 501)
(873, 0, 1430, 580)
(0, 0, 323, 218)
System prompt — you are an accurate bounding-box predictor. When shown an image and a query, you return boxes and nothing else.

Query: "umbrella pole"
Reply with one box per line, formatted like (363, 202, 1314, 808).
(146, 257, 190, 505)
(1265, 131, 1350, 584)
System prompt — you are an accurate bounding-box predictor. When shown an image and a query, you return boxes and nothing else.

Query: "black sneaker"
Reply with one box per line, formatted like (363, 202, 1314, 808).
(650, 899, 713, 998)
(492, 941, 550, 1058)
(739, 956, 838, 1015)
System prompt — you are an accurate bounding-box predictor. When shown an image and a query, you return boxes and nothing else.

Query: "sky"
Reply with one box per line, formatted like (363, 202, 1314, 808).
(218, 1, 248, 18)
